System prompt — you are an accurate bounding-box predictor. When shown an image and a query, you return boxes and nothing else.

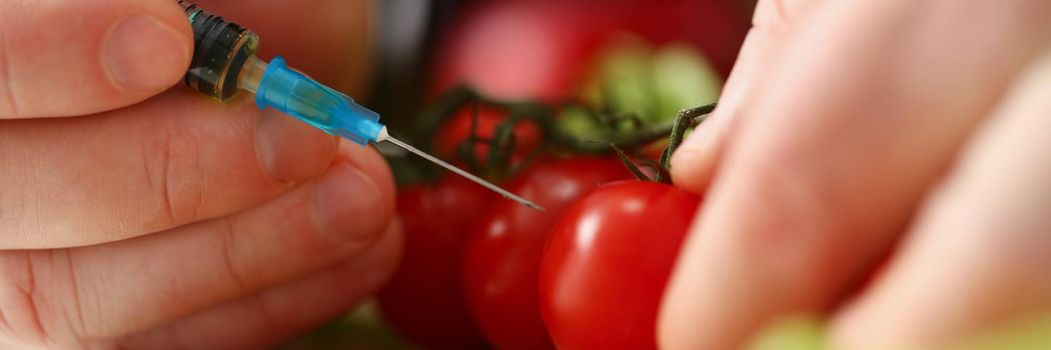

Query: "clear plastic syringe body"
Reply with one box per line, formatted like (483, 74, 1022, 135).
(178, 0, 383, 145)
(176, 1, 544, 210)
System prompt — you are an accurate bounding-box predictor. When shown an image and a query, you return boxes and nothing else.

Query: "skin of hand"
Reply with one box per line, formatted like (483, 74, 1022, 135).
(0, 0, 400, 348)
(659, 0, 1051, 349)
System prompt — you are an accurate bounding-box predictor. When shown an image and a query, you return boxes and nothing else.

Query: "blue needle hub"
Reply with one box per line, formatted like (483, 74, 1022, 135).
(254, 57, 384, 145)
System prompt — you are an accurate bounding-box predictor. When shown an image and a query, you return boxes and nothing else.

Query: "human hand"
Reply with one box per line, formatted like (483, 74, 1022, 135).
(0, 0, 399, 348)
(659, 0, 1051, 348)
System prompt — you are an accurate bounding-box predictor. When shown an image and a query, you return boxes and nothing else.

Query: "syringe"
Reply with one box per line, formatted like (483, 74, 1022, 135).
(177, 1, 544, 211)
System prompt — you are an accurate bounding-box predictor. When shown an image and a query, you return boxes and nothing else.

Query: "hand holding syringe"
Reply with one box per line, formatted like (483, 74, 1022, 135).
(179, 1, 543, 211)
(0, 0, 424, 346)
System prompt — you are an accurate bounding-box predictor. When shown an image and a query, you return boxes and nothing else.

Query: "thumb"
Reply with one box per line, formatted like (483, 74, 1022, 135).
(0, 0, 191, 119)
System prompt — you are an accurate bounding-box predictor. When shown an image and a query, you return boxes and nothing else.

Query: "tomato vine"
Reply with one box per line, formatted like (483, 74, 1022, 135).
(398, 85, 716, 185)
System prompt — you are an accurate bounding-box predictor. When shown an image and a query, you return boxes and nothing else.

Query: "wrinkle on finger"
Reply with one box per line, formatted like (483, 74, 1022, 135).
(112, 221, 403, 350)
(20, 147, 394, 340)
(0, 91, 336, 249)
(0, 249, 94, 347)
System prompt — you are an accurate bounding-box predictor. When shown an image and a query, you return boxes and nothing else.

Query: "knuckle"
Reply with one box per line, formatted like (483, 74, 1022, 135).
(214, 217, 251, 295)
(139, 120, 207, 230)
(0, 251, 89, 347)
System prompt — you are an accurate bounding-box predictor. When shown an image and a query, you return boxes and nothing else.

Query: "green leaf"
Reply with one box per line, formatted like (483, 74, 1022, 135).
(580, 34, 723, 141)
(652, 45, 722, 122)
(582, 36, 657, 120)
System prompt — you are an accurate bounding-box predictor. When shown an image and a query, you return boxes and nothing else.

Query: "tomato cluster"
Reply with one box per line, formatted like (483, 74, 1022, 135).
(377, 175, 495, 349)
(381, 156, 703, 349)
(377, 1, 745, 349)
(463, 157, 633, 349)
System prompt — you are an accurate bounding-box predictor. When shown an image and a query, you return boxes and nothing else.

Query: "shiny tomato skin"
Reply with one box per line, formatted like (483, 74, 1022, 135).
(463, 157, 633, 350)
(539, 180, 701, 350)
(378, 175, 497, 350)
(431, 0, 749, 101)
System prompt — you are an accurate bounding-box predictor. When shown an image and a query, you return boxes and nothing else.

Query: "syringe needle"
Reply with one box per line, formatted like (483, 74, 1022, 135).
(382, 136, 547, 212)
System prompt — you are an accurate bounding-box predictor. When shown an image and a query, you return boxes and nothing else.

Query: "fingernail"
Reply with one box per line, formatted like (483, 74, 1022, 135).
(669, 108, 728, 186)
(670, 147, 702, 172)
(314, 161, 386, 242)
(256, 108, 338, 182)
(104, 15, 189, 92)
(673, 112, 720, 161)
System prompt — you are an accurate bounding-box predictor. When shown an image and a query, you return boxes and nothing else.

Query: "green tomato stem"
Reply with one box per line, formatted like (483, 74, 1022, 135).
(605, 142, 652, 181)
(412, 85, 717, 183)
(657, 103, 718, 181)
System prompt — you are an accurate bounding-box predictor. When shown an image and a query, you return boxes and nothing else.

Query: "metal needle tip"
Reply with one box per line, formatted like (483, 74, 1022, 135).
(382, 136, 546, 211)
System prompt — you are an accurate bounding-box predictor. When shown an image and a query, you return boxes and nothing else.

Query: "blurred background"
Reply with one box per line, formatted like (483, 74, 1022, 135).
(369, 0, 755, 129)
(282, 0, 756, 348)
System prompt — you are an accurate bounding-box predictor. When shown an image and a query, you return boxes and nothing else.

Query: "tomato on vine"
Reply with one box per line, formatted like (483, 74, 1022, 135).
(383, 47, 717, 348)
(462, 157, 633, 350)
(529, 104, 714, 350)
(538, 180, 701, 350)
(435, 103, 543, 166)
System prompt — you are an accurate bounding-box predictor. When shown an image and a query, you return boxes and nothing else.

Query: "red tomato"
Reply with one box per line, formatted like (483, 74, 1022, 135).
(431, 0, 749, 101)
(462, 157, 633, 350)
(378, 175, 497, 350)
(539, 180, 701, 350)
(434, 104, 543, 165)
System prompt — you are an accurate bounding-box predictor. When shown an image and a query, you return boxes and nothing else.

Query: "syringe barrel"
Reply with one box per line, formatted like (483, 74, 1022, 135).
(179, 1, 259, 102)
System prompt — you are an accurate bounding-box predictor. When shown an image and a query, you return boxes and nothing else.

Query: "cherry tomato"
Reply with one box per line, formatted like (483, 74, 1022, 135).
(378, 175, 497, 350)
(435, 104, 543, 165)
(463, 157, 633, 350)
(539, 180, 701, 350)
(431, 0, 749, 101)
